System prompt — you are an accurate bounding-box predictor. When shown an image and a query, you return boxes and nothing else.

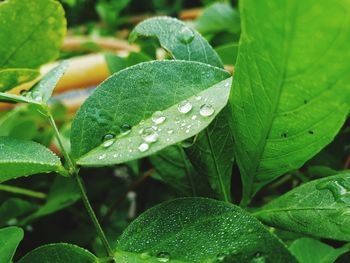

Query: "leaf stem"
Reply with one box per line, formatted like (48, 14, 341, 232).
(44, 106, 114, 257)
(0, 184, 46, 199)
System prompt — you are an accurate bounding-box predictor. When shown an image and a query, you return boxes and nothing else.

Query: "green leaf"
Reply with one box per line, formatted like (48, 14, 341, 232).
(0, 0, 66, 69)
(289, 238, 349, 263)
(104, 52, 152, 74)
(18, 243, 97, 263)
(230, 0, 350, 204)
(24, 176, 80, 222)
(129, 17, 223, 68)
(131, 16, 235, 202)
(254, 173, 350, 241)
(215, 43, 239, 65)
(0, 91, 42, 105)
(0, 226, 23, 263)
(0, 198, 38, 227)
(195, 2, 240, 34)
(71, 60, 231, 166)
(0, 69, 39, 92)
(28, 61, 69, 103)
(0, 136, 65, 183)
(114, 198, 297, 263)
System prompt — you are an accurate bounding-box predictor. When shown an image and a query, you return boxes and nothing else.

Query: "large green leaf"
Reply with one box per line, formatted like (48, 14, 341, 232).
(254, 173, 350, 241)
(230, 0, 350, 205)
(18, 243, 97, 263)
(0, 136, 65, 182)
(289, 238, 348, 263)
(0, 226, 23, 263)
(114, 198, 296, 262)
(129, 17, 223, 68)
(0, 0, 66, 69)
(0, 69, 39, 92)
(131, 16, 235, 201)
(71, 60, 231, 166)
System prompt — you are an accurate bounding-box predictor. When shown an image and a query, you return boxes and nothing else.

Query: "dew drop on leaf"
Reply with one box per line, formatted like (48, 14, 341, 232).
(191, 115, 197, 120)
(142, 127, 159, 143)
(178, 26, 194, 44)
(103, 133, 115, 141)
(102, 139, 114, 148)
(216, 253, 226, 262)
(199, 104, 215, 117)
(138, 143, 149, 152)
(140, 252, 151, 259)
(120, 124, 132, 135)
(152, 111, 166, 124)
(195, 96, 202, 101)
(156, 252, 170, 262)
(98, 154, 106, 160)
(178, 100, 192, 114)
(167, 128, 174, 134)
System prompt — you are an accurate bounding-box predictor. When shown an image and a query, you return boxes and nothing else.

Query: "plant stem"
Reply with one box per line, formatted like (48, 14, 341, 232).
(0, 184, 46, 199)
(45, 107, 114, 257)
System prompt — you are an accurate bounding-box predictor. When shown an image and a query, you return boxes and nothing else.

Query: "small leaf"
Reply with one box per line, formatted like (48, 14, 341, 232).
(195, 2, 240, 34)
(0, 198, 38, 227)
(0, 92, 42, 105)
(215, 43, 239, 65)
(114, 198, 297, 263)
(0, 0, 66, 69)
(129, 17, 223, 68)
(24, 176, 80, 222)
(0, 69, 39, 92)
(71, 60, 231, 166)
(289, 238, 349, 263)
(0, 226, 23, 263)
(254, 173, 350, 241)
(230, 0, 350, 204)
(18, 243, 97, 263)
(104, 52, 152, 74)
(0, 136, 65, 183)
(28, 61, 69, 103)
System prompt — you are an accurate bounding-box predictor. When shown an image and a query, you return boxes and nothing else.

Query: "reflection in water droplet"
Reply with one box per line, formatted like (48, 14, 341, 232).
(98, 154, 106, 160)
(138, 143, 149, 152)
(178, 26, 195, 44)
(102, 139, 114, 148)
(103, 134, 115, 141)
(156, 252, 170, 262)
(178, 100, 192, 114)
(152, 111, 166, 124)
(316, 179, 350, 203)
(140, 252, 151, 259)
(199, 104, 215, 117)
(120, 124, 131, 135)
(192, 115, 197, 120)
(142, 127, 159, 143)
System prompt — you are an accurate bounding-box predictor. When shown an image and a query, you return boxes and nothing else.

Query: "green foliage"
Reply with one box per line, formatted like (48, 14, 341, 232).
(0, 226, 23, 263)
(230, 0, 350, 205)
(0, 0, 66, 69)
(0, 198, 38, 227)
(0, 136, 65, 183)
(255, 173, 350, 241)
(289, 238, 349, 263)
(71, 61, 231, 165)
(18, 243, 97, 263)
(114, 198, 297, 263)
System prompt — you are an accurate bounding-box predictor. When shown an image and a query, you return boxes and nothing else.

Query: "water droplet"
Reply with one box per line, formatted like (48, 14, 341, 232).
(140, 252, 151, 259)
(103, 134, 115, 141)
(316, 179, 350, 203)
(142, 127, 159, 143)
(181, 123, 186, 127)
(178, 26, 195, 44)
(138, 143, 149, 152)
(20, 89, 28, 96)
(98, 154, 106, 160)
(152, 111, 166, 124)
(199, 104, 215, 117)
(186, 125, 191, 128)
(167, 129, 174, 134)
(191, 115, 197, 120)
(34, 95, 43, 102)
(185, 129, 190, 133)
(225, 82, 230, 87)
(113, 154, 118, 158)
(102, 139, 114, 148)
(195, 96, 202, 100)
(216, 253, 226, 262)
(120, 124, 131, 135)
(156, 252, 170, 262)
(178, 100, 192, 114)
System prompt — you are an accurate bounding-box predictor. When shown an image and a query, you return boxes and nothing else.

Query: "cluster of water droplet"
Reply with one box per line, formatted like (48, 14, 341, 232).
(97, 95, 215, 161)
